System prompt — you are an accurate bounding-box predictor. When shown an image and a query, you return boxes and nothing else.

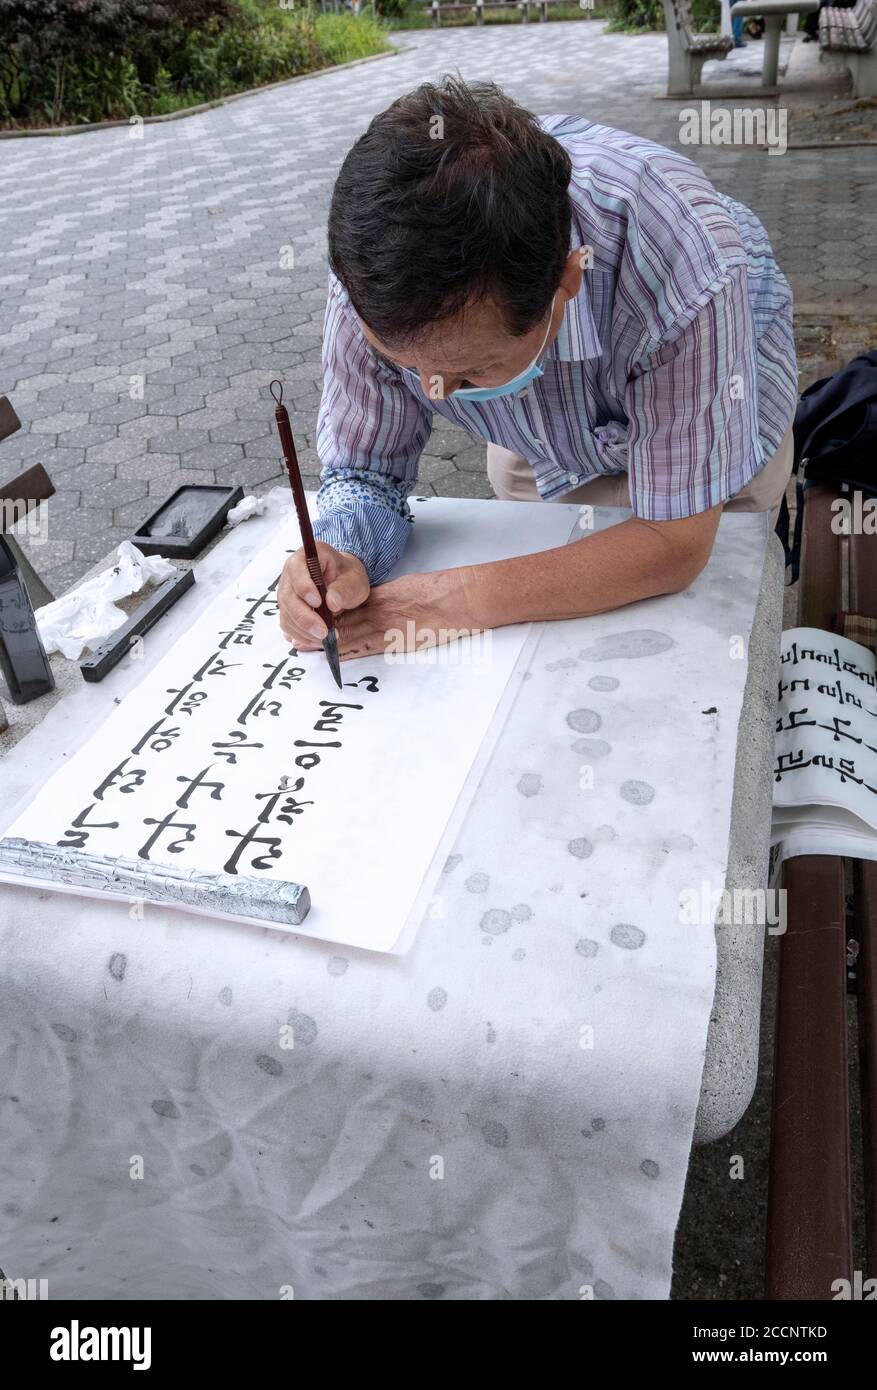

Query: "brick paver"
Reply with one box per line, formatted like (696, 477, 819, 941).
(0, 22, 873, 593)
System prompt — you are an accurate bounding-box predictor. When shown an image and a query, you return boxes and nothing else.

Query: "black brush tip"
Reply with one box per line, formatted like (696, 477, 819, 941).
(323, 628, 342, 688)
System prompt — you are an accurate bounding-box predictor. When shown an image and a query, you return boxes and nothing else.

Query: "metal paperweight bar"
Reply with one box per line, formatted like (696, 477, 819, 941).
(0, 837, 310, 926)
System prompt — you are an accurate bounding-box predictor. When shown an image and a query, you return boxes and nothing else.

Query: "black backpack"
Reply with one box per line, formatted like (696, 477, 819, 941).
(776, 350, 877, 582)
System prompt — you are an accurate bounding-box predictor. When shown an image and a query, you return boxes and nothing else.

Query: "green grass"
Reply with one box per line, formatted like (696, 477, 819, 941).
(315, 12, 393, 61)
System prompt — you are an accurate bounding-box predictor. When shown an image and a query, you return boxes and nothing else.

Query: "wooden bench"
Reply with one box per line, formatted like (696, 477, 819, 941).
(516, 0, 572, 18)
(429, 0, 568, 23)
(0, 395, 56, 610)
(765, 483, 876, 1297)
(819, 0, 877, 96)
(661, 0, 733, 95)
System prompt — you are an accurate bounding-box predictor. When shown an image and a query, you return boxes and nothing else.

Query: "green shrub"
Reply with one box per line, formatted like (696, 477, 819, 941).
(0, 0, 388, 128)
(604, 0, 664, 30)
(604, 0, 726, 31)
(174, 10, 321, 94)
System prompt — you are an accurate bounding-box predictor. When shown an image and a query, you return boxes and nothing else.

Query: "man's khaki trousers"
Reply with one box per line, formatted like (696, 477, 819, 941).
(486, 423, 795, 521)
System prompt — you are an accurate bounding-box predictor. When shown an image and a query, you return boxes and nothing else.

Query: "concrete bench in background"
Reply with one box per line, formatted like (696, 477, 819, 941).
(820, 0, 877, 96)
(661, 0, 733, 95)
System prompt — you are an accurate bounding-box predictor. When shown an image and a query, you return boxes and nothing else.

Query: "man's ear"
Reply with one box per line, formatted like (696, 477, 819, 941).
(559, 248, 585, 303)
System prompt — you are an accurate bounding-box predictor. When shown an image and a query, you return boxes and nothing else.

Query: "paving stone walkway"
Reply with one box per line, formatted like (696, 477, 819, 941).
(0, 21, 873, 593)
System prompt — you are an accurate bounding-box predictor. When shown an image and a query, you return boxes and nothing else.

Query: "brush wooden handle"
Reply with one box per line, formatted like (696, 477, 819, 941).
(272, 398, 334, 632)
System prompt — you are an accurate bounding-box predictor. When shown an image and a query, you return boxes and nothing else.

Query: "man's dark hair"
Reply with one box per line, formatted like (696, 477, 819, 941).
(328, 76, 572, 347)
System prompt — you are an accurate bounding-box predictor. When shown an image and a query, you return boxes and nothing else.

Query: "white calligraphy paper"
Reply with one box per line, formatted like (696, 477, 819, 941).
(772, 626, 877, 863)
(1, 498, 576, 952)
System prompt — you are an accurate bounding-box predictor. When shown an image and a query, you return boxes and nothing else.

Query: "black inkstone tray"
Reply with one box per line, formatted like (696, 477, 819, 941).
(130, 484, 245, 559)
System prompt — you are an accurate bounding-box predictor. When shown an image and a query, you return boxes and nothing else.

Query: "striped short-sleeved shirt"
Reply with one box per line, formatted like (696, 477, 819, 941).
(313, 115, 797, 584)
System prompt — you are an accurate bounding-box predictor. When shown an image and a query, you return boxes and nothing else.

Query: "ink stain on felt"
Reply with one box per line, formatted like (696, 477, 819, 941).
(640, 1159, 660, 1179)
(288, 1009, 318, 1045)
(579, 630, 674, 661)
(576, 938, 599, 958)
(108, 953, 127, 981)
(610, 923, 646, 950)
(465, 872, 489, 893)
(665, 832, 695, 852)
(588, 675, 620, 692)
(566, 708, 602, 734)
(572, 736, 611, 759)
(443, 854, 463, 874)
(620, 779, 655, 806)
(517, 773, 542, 797)
(568, 837, 593, 860)
(51, 1023, 76, 1042)
(218, 986, 233, 1005)
(481, 908, 511, 936)
(427, 987, 448, 1011)
(255, 1054, 283, 1077)
(511, 903, 532, 921)
(482, 1119, 509, 1149)
(152, 1099, 180, 1119)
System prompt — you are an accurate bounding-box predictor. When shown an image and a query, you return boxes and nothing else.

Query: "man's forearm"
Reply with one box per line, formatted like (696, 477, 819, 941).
(442, 512, 720, 631)
(314, 468, 417, 586)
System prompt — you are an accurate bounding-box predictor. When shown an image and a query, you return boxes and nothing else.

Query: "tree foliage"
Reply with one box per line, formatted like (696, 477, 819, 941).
(0, 0, 386, 126)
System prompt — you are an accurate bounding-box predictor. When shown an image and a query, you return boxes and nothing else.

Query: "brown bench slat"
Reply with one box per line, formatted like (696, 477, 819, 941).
(850, 522, 877, 616)
(854, 860, 877, 1274)
(767, 480, 852, 1297)
(766, 855, 854, 1298)
(0, 463, 56, 524)
(798, 485, 845, 631)
(0, 396, 22, 444)
(850, 513, 877, 1278)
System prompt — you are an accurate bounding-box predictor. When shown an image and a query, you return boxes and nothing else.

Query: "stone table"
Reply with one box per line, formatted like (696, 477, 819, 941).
(731, 0, 819, 85)
(0, 498, 784, 1298)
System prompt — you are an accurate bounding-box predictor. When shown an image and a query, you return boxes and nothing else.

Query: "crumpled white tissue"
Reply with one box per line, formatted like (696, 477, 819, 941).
(227, 486, 295, 526)
(227, 494, 268, 525)
(35, 541, 177, 660)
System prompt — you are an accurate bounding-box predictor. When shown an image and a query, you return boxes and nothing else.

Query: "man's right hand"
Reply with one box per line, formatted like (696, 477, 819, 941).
(277, 542, 370, 650)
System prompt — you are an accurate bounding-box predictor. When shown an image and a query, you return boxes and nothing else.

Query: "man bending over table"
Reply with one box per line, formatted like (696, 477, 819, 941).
(279, 77, 797, 657)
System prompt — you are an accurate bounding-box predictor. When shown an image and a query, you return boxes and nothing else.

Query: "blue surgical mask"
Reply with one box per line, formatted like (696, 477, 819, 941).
(450, 296, 557, 402)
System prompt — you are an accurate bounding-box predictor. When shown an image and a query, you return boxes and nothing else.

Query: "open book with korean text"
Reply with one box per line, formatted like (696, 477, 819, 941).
(772, 627, 877, 864)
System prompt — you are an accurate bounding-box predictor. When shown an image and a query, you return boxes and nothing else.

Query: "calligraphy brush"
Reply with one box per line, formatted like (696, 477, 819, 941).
(269, 379, 342, 689)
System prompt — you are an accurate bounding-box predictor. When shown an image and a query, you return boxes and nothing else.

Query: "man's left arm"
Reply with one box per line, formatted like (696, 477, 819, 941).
(336, 504, 721, 652)
(337, 273, 756, 651)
